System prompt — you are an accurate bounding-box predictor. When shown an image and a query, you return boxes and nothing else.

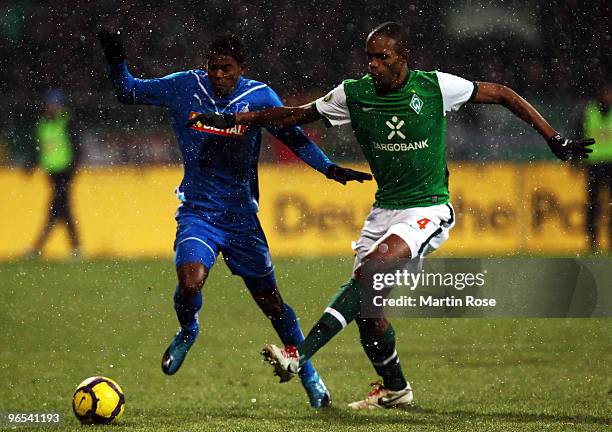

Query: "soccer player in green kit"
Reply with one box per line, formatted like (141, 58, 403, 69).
(188, 22, 595, 409)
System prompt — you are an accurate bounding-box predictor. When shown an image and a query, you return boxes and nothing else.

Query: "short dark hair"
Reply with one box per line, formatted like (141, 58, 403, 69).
(368, 22, 409, 57)
(207, 32, 246, 64)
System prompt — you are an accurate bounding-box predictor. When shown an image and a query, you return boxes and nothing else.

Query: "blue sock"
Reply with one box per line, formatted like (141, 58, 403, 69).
(271, 303, 316, 380)
(173, 285, 201, 333)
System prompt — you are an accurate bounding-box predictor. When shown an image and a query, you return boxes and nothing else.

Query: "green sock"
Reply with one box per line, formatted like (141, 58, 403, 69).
(360, 324, 408, 391)
(297, 278, 362, 364)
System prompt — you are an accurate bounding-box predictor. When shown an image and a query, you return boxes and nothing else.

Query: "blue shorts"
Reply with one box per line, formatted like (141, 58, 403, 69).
(173, 204, 274, 279)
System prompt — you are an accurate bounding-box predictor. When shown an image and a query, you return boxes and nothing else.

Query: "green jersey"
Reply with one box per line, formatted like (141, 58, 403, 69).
(36, 110, 74, 173)
(315, 70, 475, 209)
(583, 101, 612, 164)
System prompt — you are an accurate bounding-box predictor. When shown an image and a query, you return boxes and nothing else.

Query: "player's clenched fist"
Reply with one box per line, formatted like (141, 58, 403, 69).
(325, 165, 373, 185)
(186, 112, 236, 129)
(96, 28, 126, 65)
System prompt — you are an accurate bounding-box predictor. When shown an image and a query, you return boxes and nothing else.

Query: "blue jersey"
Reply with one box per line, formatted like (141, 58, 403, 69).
(109, 62, 332, 213)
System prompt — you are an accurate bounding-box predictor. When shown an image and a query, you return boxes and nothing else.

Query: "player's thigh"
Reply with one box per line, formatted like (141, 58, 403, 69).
(352, 207, 397, 273)
(384, 203, 455, 259)
(221, 213, 274, 279)
(353, 205, 455, 292)
(357, 203, 455, 267)
(173, 207, 220, 286)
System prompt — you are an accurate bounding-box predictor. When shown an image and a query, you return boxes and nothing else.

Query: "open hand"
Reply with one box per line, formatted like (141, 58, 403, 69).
(547, 134, 594, 161)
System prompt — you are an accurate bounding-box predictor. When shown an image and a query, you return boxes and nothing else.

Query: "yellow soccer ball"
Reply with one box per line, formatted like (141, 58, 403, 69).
(72, 376, 125, 424)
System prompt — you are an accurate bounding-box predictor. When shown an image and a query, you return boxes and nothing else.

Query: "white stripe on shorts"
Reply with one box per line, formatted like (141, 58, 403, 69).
(176, 237, 216, 257)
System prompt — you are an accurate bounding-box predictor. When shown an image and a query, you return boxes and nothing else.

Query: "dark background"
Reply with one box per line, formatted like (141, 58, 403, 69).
(1, 0, 610, 165)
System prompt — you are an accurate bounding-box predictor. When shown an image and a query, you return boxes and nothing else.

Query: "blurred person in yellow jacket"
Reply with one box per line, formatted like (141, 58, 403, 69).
(26, 89, 80, 258)
(584, 83, 612, 252)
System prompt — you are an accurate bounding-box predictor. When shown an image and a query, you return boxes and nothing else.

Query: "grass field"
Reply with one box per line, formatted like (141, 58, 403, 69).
(1, 258, 610, 431)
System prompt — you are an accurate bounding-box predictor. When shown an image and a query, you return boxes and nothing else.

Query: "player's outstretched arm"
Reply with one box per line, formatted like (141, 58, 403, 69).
(96, 28, 177, 107)
(472, 82, 594, 161)
(185, 104, 320, 129)
(268, 127, 372, 184)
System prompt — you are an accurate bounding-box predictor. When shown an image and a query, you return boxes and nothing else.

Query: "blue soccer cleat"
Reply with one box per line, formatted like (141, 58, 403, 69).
(301, 371, 332, 408)
(262, 344, 331, 408)
(161, 326, 198, 375)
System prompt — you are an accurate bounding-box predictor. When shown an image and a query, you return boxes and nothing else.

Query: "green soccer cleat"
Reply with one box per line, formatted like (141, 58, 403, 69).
(161, 326, 198, 375)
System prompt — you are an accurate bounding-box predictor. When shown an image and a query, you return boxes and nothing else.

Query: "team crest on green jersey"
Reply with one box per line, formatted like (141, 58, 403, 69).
(410, 93, 423, 114)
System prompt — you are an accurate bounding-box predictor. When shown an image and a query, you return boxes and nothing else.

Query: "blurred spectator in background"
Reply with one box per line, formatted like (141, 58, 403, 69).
(26, 89, 81, 258)
(583, 83, 612, 253)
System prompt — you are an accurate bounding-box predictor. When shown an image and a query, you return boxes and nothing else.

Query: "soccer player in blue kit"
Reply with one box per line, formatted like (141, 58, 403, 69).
(97, 29, 372, 407)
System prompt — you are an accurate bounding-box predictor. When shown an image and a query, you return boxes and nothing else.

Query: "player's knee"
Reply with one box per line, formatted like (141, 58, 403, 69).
(366, 235, 412, 262)
(179, 277, 205, 298)
(355, 256, 391, 284)
(177, 263, 208, 297)
(356, 237, 413, 283)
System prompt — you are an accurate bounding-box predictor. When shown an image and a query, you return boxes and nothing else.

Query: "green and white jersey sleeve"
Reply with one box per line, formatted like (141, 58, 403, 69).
(314, 84, 350, 126)
(315, 73, 474, 126)
(435, 71, 475, 114)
